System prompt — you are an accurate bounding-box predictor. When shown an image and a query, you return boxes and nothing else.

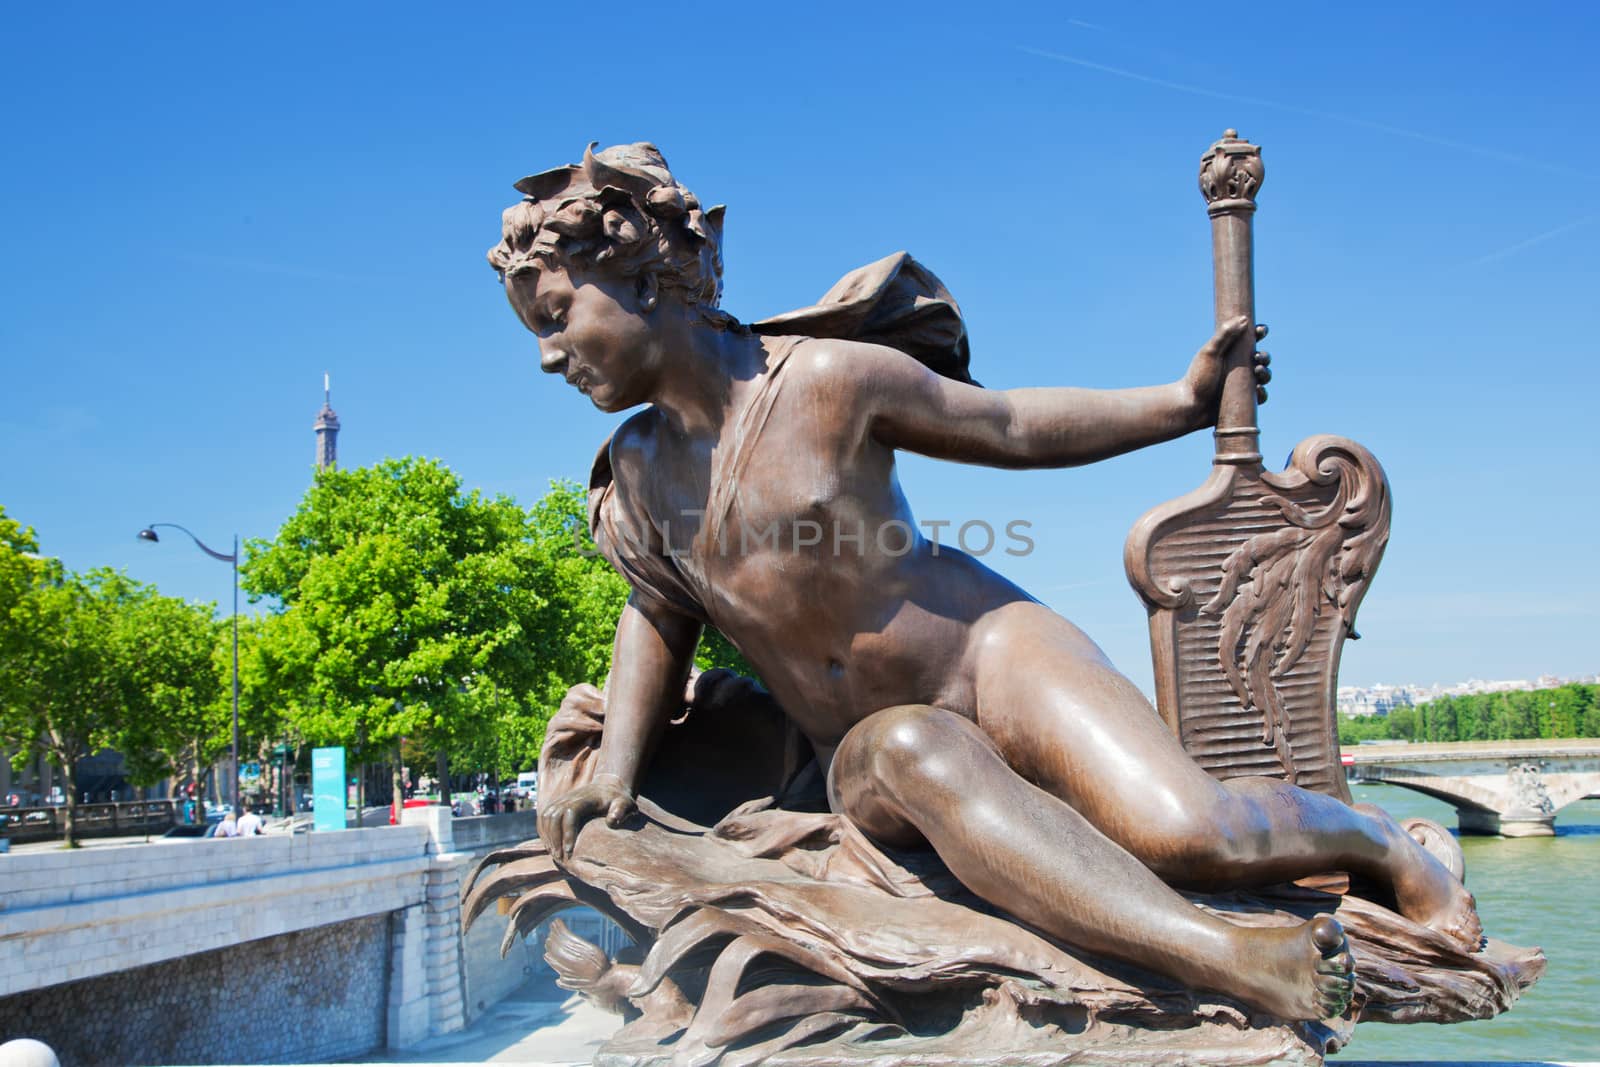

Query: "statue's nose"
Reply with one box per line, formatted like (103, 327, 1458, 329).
(540, 344, 568, 375)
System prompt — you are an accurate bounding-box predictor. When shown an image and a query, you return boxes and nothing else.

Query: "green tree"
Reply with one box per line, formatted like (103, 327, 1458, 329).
(1408, 684, 1599, 743)
(0, 565, 209, 846)
(112, 593, 227, 812)
(242, 466, 754, 804)
(1385, 704, 1417, 741)
(1, 569, 122, 845)
(242, 458, 556, 806)
(1337, 712, 1390, 746)
(1424, 696, 1458, 743)
(1457, 693, 1489, 742)
(234, 614, 302, 811)
(0, 507, 43, 620)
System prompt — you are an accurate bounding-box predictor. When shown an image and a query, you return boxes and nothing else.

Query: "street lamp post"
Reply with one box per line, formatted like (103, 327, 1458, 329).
(137, 523, 241, 817)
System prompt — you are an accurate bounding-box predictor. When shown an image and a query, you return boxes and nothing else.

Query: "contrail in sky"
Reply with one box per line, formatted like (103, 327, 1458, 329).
(1464, 215, 1597, 267)
(1018, 46, 1590, 180)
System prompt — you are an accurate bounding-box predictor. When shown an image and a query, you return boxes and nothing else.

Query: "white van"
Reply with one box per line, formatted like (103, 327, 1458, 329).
(515, 772, 538, 802)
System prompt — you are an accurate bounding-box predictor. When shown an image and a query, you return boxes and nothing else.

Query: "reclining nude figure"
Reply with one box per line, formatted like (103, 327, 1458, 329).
(492, 144, 1481, 1024)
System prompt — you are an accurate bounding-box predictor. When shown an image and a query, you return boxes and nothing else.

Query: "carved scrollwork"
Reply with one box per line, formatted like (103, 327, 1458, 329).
(1508, 762, 1556, 814)
(1198, 436, 1391, 775)
(1198, 129, 1264, 212)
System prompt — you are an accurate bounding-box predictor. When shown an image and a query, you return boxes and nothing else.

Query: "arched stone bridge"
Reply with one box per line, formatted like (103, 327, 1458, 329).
(1346, 738, 1600, 836)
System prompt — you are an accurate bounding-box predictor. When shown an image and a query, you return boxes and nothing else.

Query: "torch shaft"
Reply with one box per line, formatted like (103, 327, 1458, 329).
(1211, 210, 1260, 464)
(1198, 130, 1265, 467)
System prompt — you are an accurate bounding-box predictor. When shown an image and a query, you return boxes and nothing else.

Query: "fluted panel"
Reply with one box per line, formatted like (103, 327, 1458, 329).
(1127, 436, 1392, 801)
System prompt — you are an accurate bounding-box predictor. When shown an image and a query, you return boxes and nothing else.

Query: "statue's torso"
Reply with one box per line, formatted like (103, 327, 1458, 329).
(607, 348, 1029, 747)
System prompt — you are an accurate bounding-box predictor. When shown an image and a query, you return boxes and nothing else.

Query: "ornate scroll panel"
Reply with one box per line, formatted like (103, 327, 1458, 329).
(1126, 435, 1391, 800)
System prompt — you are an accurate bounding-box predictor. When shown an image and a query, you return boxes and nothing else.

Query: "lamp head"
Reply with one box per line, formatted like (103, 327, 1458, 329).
(137, 528, 159, 543)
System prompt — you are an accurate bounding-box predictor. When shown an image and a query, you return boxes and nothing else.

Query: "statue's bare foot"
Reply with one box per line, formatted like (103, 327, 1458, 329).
(1231, 914, 1354, 1021)
(1355, 802, 1483, 950)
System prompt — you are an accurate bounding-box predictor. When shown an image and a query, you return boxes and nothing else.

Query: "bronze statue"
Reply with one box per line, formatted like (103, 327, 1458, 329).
(468, 137, 1542, 1066)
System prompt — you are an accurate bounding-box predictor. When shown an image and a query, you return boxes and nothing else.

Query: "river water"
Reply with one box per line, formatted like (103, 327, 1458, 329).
(1329, 785, 1599, 1062)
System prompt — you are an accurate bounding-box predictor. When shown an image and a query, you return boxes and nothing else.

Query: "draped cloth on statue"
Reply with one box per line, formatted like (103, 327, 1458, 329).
(750, 251, 975, 386)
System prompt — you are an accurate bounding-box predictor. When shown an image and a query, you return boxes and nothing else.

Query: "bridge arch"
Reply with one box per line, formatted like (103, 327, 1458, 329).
(1346, 740, 1600, 836)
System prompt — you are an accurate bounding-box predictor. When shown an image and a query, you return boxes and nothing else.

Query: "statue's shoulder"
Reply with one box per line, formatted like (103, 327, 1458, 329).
(586, 408, 664, 533)
(608, 408, 663, 471)
(586, 407, 709, 622)
(783, 334, 916, 381)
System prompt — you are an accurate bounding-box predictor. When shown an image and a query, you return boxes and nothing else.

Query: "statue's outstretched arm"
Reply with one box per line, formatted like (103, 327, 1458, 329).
(538, 591, 701, 860)
(852, 317, 1256, 469)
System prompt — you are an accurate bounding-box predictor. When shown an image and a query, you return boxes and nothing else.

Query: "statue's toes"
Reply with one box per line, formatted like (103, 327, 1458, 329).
(1309, 914, 1346, 955)
(1316, 949, 1354, 977)
(1315, 973, 1355, 1018)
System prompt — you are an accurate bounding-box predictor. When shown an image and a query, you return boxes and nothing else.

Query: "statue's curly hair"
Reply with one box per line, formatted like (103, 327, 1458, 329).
(488, 142, 727, 309)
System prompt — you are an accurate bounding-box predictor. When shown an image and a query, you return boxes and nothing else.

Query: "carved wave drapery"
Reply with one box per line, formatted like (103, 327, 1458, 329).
(465, 678, 1542, 1066)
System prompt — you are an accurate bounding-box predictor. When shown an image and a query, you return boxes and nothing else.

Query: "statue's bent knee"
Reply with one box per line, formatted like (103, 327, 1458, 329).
(828, 705, 987, 846)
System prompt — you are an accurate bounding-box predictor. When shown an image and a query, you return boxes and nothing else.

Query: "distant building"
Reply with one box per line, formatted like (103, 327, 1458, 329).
(1336, 684, 1416, 717)
(314, 372, 340, 469)
(1337, 672, 1596, 716)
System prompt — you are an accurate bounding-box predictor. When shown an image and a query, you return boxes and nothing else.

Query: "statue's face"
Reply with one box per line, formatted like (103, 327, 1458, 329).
(506, 264, 655, 412)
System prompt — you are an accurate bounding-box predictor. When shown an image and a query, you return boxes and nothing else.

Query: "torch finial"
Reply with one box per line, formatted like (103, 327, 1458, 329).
(1199, 129, 1264, 216)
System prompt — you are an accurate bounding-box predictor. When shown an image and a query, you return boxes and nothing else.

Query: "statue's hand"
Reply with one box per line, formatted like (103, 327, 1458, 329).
(1251, 325, 1271, 404)
(1185, 318, 1272, 421)
(538, 773, 636, 862)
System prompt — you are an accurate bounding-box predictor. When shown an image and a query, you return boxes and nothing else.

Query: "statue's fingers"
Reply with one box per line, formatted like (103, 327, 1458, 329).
(561, 806, 578, 859)
(1255, 364, 1272, 384)
(539, 811, 558, 856)
(606, 797, 629, 826)
(1256, 386, 1269, 405)
(1255, 323, 1269, 341)
(1254, 349, 1270, 367)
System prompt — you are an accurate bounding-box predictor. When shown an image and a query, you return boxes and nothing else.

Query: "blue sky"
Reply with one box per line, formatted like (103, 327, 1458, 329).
(2, 3, 1595, 694)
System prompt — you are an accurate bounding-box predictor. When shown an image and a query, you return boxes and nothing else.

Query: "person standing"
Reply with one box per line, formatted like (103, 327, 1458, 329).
(236, 809, 264, 836)
(215, 811, 239, 838)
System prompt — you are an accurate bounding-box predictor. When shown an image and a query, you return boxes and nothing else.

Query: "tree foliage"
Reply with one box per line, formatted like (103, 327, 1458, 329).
(0, 516, 220, 844)
(241, 464, 751, 785)
(241, 458, 548, 767)
(1338, 684, 1600, 746)
(113, 592, 226, 795)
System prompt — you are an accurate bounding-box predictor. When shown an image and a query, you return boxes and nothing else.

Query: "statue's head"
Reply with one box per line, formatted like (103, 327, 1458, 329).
(488, 142, 726, 310)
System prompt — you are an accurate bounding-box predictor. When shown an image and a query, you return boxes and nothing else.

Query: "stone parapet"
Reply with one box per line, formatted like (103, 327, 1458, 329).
(449, 809, 540, 854)
(0, 817, 525, 1059)
(0, 825, 431, 999)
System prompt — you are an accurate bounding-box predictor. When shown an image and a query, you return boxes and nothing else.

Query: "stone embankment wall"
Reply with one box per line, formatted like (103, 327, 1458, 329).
(0, 809, 541, 1064)
(449, 808, 538, 854)
(0, 914, 389, 1065)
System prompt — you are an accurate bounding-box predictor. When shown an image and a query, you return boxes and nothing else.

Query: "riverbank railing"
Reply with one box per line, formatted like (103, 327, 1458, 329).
(0, 800, 178, 845)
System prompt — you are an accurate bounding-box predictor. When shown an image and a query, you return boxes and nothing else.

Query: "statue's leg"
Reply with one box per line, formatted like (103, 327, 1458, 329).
(828, 704, 1354, 1021)
(971, 603, 1482, 950)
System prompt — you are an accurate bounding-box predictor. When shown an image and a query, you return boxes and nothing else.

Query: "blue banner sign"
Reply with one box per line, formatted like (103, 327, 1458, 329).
(311, 747, 347, 832)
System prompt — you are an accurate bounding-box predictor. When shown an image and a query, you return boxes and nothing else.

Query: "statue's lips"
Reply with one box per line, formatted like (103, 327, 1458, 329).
(566, 372, 592, 395)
